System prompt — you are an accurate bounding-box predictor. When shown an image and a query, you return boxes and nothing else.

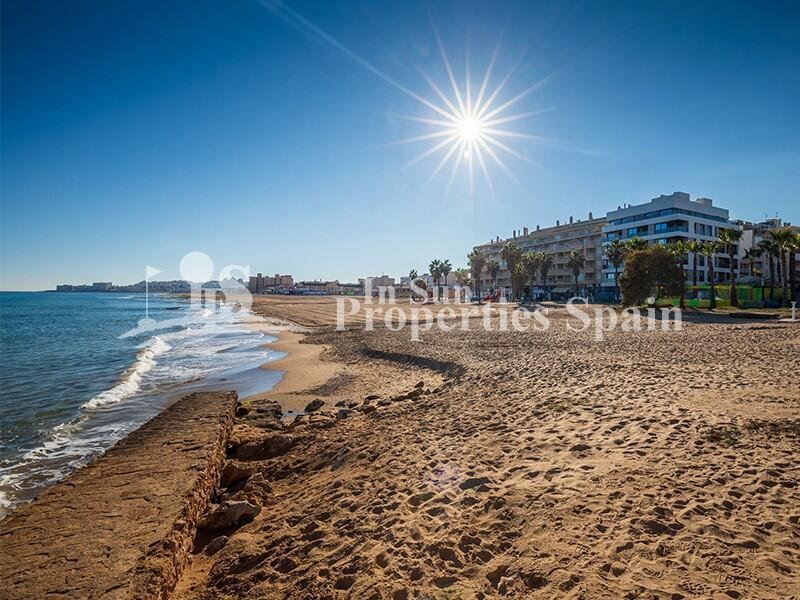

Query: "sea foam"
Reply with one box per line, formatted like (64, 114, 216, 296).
(81, 337, 171, 409)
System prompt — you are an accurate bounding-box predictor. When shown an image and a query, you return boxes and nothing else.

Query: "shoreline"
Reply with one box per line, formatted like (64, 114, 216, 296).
(3, 295, 798, 598)
(237, 312, 342, 414)
(0, 304, 286, 520)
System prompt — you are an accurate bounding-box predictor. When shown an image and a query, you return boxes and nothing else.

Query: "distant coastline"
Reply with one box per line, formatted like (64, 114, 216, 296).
(51, 280, 233, 294)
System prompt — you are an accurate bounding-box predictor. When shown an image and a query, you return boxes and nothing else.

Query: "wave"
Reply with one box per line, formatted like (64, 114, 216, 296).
(81, 337, 171, 409)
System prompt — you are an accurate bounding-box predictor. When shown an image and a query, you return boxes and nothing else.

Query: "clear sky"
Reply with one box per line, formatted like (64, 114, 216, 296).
(2, 0, 799, 290)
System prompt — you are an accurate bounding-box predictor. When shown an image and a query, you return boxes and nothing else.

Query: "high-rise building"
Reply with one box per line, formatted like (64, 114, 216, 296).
(601, 192, 740, 288)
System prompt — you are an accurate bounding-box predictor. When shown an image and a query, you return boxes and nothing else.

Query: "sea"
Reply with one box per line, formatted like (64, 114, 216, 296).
(0, 291, 285, 517)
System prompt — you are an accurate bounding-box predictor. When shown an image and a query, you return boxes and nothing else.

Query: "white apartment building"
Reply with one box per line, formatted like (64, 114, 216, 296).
(601, 192, 740, 288)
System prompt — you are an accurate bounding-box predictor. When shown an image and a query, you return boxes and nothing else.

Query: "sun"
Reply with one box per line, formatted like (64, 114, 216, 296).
(457, 115, 483, 142)
(388, 38, 548, 195)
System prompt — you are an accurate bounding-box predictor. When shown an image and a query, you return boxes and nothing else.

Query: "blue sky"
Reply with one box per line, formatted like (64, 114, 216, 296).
(2, 0, 798, 290)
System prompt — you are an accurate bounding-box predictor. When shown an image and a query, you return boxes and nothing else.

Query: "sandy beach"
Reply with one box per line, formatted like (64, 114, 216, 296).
(166, 296, 800, 599)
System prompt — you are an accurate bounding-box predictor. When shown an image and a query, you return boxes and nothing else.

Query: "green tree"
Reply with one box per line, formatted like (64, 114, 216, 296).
(743, 247, 761, 278)
(441, 259, 452, 288)
(718, 228, 743, 307)
(619, 245, 684, 306)
(685, 240, 702, 288)
(429, 259, 442, 300)
(500, 242, 523, 299)
(700, 241, 721, 309)
(604, 239, 627, 303)
(487, 260, 500, 293)
(626, 237, 648, 252)
(408, 269, 418, 280)
(790, 233, 800, 302)
(467, 249, 486, 303)
(758, 239, 778, 300)
(539, 254, 553, 298)
(453, 267, 470, 286)
(522, 251, 542, 299)
(567, 250, 585, 297)
(667, 240, 688, 309)
(770, 227, 794, 307)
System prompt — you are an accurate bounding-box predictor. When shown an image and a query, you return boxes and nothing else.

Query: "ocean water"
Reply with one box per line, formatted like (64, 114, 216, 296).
(0, 292, 285, 517)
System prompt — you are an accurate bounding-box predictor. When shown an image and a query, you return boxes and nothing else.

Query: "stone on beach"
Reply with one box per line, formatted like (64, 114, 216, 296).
(304, 399, 325, 412)
(220, 462, 253, 487)
(234, 433, 295, 460)
(198, 501, 261, 532)
(205, 535, 229, 556)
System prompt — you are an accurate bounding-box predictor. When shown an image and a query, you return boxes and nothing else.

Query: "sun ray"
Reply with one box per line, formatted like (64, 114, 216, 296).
(383, 129, 462, 147)
(427, 136, 464, 184)
(389, 112, 460, 129)
(482, 135, 529, 162)
(262, 0, 545, 192)
(482, 108, 553, 128)
(416, 69, 462, 122)
(428, 12, 467, 117)
(482, 127, 543, 141)
(445, 139, 467, 196)
(477, 137, 517, 182)
(473, 142, 494, 193)
(465, 54, 472, 117)
(473, 62, 519, 120)
(473, 42, 500, 116)
(405, 133, 461, 169)
(479, 75, 552, 122)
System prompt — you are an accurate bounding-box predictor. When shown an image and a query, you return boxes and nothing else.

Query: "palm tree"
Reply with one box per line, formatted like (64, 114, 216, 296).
(667, 240, 688, 309)
(701, 241, 721, 309)
(522, 251, 542, 299)
(500, 242, 522, 299)
(429, 259, 442, 300)
(487, 260, 500, 294)
(743, 247, 761, 278)
(441, 259, 452, 288)
(685, 240, 701, 288)
(770, 227, 794, 307)
(758, 239, 778, 300)
(626, 237, 648, 252)
(604, 239, 627, 303)
(467, 249, 486, 303)
(718, 228, 743, 307)
(408, 269, 418, 281)
(453, 267, 470, 286)
(566, 250, 585, 297)
(790, 233, 800, 302)
(539, 254, 553, 299)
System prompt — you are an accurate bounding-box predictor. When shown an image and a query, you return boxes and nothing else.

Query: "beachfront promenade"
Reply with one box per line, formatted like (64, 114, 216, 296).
(0, 391, 237, 600)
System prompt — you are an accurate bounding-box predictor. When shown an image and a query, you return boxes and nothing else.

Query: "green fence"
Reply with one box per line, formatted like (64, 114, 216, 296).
(668, 285, 788, 308)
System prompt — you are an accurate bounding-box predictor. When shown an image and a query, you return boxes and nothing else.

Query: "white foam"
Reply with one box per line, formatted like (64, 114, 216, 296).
(81, 337, 171, 409)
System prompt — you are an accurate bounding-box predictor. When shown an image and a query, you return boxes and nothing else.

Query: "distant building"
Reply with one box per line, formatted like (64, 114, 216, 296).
(473, 212, 606, 297)
(248, 273, 294, 293)
(339, 283, 363, 295)
(601, 192, 740, 287)
(358, 275, 395, 288)
(297, 280, 340, 294)
(737, 218, 800, 284)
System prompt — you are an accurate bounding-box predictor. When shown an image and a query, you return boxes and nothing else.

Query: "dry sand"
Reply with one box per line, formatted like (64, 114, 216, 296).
(176, 296, 800, 599)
